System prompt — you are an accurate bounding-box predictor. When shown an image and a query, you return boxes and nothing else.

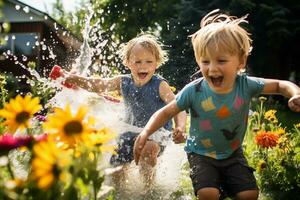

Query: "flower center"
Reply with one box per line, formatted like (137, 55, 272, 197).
(15, 111, 30, 123)
(64, 120, 83, 135)
(52, 164, 60, 178)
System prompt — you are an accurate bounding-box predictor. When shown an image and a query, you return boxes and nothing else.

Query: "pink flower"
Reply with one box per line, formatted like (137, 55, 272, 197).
(34, 133, 48, 142)
(35, 115, 47, 122)
(0, 133, 48, 155)
(0, 134, 32, 155)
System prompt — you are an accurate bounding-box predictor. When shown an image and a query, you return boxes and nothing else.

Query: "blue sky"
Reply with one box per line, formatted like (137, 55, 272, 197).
(18, 0, 81, 13)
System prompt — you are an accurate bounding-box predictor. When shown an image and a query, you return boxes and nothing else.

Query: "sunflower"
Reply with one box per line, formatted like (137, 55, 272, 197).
(256, 160, 267, 173)
(31, 140, 70, 190)
(0, 95, 42, 133)
(87, 128, 117, 153)
(264, 109, 278, 123)
(43, 104, 94, 146)
(255, 131, 279, 148)
(275, 127, 285, 135)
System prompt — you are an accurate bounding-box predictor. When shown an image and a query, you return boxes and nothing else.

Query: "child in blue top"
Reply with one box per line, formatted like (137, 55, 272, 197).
(63, 33, 186, 188)
(134, 10, 300, 200)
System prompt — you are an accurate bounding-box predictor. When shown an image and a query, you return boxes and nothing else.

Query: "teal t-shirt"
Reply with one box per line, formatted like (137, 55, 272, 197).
(176, 74, 265, 159)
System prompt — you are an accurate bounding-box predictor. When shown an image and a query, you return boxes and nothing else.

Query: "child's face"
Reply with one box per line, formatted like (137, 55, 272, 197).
(127, 44, 157, 86)
(197, 50, 245, 94)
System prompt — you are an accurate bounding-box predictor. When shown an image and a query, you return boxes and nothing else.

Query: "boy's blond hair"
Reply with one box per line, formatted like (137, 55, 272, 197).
(119, 33, 168, 68)
(191, 9, 252, 63)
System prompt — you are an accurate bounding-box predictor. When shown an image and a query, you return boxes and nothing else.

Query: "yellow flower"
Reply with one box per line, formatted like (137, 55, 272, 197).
(264, 109, 278, 123)
(295, 123, 300, 128)
(0, 95, 42, 133)
(275, 127, 285, 135)
(31, 140, 70, 190)
(87, 128, 116, 153)
(43, 104, 94, 146)
(170, 86, 176, 92)
(257, 160, 267, 173)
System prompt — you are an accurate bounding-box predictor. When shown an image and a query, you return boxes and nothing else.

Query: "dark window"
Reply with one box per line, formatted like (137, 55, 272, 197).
(0, 33, 39, 56)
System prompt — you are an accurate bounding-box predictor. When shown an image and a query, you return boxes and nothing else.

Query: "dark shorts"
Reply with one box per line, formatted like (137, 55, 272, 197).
(110, 131, 165, 166)
(187, 148, 258, 198)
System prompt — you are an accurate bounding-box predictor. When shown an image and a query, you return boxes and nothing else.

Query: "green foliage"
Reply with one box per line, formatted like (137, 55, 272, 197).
(158, 0, 257, 89)
(245, 97, 300, 199)
(169, 160, 196, 200)
(50, 0, 123, 76)
(49, 0, 300, 88)
(28, 77, 55, 108)
(51, 0, 86, 39)
(90, 0, 180, 41)
(159, 0, 300, 89)
(0, 73, 7, 109)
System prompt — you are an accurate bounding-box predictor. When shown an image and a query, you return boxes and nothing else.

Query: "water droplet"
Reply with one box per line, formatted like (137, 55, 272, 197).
(23, 6, 30, 13)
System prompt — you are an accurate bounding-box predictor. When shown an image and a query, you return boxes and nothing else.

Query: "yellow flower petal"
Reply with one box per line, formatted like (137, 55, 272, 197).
(37, 173, 54, 189)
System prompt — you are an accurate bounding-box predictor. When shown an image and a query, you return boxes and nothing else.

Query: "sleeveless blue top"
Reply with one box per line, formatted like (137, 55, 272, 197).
(121, 74, 172, 130)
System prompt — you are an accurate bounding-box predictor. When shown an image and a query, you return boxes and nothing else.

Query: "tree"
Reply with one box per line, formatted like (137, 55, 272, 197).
(49, 0, 300, 87)
(160, 0, 300, 89)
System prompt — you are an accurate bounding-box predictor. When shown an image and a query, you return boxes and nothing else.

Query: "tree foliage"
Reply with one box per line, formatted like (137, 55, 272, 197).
(50, 0, 300, 89)
(159, 0, 300, 89)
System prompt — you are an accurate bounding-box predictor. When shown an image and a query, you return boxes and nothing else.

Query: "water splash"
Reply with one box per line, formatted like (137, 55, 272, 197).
(4, 6, 193, 199)
(72, 8, 94, 76)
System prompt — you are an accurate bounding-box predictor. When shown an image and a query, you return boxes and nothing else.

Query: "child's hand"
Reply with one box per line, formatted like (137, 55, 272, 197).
(133, 132, 149, 165)
(172, 127, 187, 144)
(288, 95, 300, 112)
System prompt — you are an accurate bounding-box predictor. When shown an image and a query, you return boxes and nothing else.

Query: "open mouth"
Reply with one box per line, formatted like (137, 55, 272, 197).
(209, 76, 223, 87)
(138, 72, 148, 79)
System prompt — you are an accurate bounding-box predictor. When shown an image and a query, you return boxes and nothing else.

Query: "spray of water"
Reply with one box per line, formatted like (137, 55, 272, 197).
(73, 7, 94, 76)
(5, 4, 193, 200)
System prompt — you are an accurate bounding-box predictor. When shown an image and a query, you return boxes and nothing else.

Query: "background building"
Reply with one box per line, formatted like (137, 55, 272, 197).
(0, 0, 82, 78)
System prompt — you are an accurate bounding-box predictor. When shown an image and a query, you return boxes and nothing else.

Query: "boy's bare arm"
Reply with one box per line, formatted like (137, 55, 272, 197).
(64, 73, 121, 93)
(134, 101, 181, 164)
(262, 79, 300, 112)
(173, 110, 187, 143)
(159, 81, 187, 142)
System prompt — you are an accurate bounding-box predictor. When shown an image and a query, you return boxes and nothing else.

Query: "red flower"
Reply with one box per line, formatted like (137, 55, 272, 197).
(255, 131, 279, 148)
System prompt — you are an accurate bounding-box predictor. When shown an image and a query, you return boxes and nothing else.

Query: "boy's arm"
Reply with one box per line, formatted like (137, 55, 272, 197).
(262, 79, 300, 112)
(159, 81, 187, 142)
(172, 110, 187, 143)
(64, 72, 121, 93)
(134, 100, 181, 164)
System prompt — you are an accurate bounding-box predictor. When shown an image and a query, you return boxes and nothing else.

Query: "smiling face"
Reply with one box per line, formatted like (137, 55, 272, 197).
(127, 43, 158, 86)
(198, 48, 246, 94)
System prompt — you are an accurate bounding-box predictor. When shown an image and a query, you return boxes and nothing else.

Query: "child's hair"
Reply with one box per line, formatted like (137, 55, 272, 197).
(119, 33, 168, 68)
(191, 9, 252, 62)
